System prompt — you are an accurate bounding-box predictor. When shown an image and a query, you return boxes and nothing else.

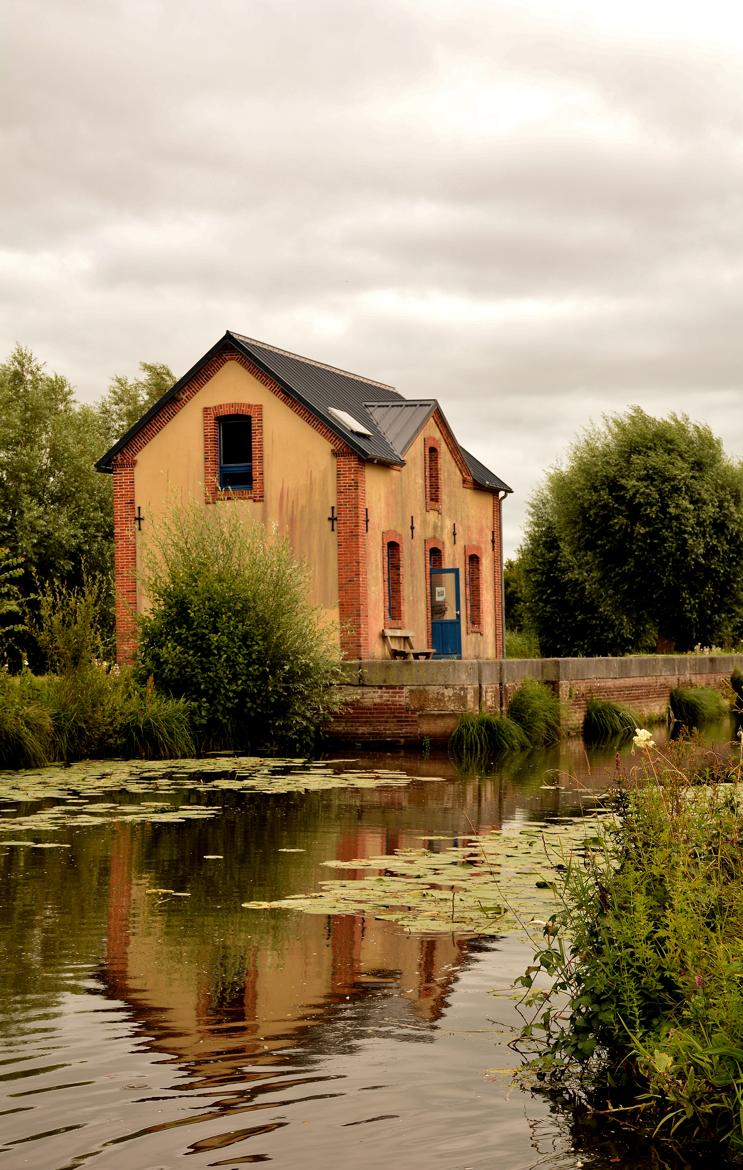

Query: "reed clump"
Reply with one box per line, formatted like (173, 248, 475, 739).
(508, 679, 561, 747)
(448, 710, 528, 769)
(669, 684, 727, 730)
(582, 696, 639, 747)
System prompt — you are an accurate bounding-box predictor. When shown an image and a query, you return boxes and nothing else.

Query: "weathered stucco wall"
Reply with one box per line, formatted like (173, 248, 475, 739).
(365, 416, 500, 660)
(329, 655, 743, 743)
(132, 359, 340, 632)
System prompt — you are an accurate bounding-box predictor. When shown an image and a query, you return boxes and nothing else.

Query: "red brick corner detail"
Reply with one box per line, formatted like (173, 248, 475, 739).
(203, 403, 264, 503)
(336, 454, 369, 660)
(112, 456, 138, 664)
(492, 496, 505, 657)
(464, 543, 484, 634)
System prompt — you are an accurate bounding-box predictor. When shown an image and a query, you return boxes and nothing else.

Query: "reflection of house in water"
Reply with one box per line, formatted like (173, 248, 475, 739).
(104, 823, 475, 1090)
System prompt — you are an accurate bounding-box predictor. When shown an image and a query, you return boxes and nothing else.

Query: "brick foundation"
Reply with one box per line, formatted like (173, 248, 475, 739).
(328, 654, 743, 744)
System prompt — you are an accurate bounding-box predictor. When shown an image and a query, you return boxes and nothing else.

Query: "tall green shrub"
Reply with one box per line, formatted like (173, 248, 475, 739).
(137, 508, 343, 752)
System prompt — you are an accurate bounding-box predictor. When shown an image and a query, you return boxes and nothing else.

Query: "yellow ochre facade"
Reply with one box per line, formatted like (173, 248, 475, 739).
(98, 332, 510, 663)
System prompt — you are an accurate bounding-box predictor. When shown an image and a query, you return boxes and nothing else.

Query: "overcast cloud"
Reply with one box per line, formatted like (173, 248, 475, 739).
(2, 0, 743, 555)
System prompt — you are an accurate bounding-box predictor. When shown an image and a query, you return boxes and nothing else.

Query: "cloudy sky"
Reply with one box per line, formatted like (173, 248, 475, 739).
(3, 0, 743, 556)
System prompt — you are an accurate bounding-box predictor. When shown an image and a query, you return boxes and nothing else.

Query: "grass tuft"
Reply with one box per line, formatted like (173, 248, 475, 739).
(669, 685, 727, 730)
(582, 696, 639, 747)
(508, 679, 561, 746)
(448, 710, 528, 769)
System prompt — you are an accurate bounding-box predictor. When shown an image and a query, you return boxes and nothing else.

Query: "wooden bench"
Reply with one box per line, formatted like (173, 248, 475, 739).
(382, 629, 435, 660)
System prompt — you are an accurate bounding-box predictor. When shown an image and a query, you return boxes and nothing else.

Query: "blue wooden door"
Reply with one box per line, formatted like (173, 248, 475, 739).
(430, 568, 462, 659)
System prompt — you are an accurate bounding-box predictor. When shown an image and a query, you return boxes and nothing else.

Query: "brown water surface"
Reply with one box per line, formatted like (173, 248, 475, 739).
(0, 728, 736, 1170)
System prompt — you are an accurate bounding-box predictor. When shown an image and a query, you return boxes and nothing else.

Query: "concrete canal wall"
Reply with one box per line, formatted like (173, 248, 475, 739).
(328, 654, 743, 744)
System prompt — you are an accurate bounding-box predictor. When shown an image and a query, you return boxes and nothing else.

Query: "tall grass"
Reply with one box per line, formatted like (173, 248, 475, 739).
(508, 679, 561, 746)
(0, 672, 54, 768)
(448, 711, 528, 769)
(582, 696, 639, 746)
(516, 737, 743, 1158)
(669, 684, 727, 730)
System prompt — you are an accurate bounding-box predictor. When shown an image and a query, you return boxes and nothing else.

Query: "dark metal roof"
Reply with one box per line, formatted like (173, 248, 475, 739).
(460, 446, 512, 493)
(230, 333, 404, 464)
(96, 331, 511, 494)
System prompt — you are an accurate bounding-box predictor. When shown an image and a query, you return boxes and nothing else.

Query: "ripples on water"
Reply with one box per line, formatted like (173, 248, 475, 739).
(0, 731, 736, 1170)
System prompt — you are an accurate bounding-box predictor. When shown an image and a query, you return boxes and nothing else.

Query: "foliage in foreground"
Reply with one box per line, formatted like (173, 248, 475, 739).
(517, 734, 743, 1159)
(508, 679, 561, 747)
(517, 408, 743, 655)
(582, 697, 640, 747)
(137, 508, 343, 753)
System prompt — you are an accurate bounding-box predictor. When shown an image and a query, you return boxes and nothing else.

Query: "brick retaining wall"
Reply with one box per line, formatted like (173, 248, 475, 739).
(328, 655, 743, 744)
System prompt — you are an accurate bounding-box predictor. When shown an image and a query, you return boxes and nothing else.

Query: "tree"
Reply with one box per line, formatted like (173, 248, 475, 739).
(0, 346, 112, 595)
(96, 361, 173, 448)
(137, 507, 343, 752)
(519, 408, 743, 655)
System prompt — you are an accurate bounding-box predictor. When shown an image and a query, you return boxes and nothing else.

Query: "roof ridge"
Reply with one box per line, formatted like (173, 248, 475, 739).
(365, 398, 436, 407)
(230, 331, 399, 393)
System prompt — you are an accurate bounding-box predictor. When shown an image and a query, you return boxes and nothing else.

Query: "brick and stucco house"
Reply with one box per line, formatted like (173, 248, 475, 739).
(97, 331, 511, 663)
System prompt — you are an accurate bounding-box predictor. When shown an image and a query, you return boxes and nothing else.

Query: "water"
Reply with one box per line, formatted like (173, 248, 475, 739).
(0, 729, 736, 1170)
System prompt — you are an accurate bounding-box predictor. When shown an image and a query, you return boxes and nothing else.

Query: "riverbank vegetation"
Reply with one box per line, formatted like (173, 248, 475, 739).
(0, 508, 343, 767)
(516, 733, 743, 1160)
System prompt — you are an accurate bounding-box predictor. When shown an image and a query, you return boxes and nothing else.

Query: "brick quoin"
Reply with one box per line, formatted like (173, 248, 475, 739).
(112, 458, 138, 664)
(336, 453, 369, 660)
(492, 495, 505, 657)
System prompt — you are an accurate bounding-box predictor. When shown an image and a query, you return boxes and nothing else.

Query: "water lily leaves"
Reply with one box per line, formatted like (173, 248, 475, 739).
(0, 755, 438, 837)
(242, 809, 612, 938)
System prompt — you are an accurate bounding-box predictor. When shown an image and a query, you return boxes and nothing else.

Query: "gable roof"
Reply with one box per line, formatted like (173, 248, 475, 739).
(96, 330, 511, 493)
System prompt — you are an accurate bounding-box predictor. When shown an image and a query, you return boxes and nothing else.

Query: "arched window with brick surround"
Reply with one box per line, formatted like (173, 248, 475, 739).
(383, 531, 404, 627)
(465, 545, 483, 633)
(424, 437, 441, 511)
(203, 403, 264, 504)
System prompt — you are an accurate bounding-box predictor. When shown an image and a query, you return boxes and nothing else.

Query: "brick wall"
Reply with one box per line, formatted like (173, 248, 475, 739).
(327, 654, 743, 744)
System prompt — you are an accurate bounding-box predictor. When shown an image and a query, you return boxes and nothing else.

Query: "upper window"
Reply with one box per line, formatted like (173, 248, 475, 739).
(203, 403, 264, 504)
(219, 416, 253, 490)
(466, 551, 482, 631)
(424, 437, 441, 511)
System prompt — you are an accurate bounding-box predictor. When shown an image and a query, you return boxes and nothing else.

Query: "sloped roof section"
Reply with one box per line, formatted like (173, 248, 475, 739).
(230, 333, 404, 464)
(96, 330, 511, 494)
(461, 446, 512, 493)
(365, 400, 436, 456)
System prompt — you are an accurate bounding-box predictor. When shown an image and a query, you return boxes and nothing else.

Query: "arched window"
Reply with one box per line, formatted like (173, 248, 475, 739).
(467, 551, 482, 631)
(424, 437, 441, 511)
(386, 540, 402, 622)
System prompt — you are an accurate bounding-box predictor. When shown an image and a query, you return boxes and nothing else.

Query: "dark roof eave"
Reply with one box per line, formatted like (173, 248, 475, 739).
(95, 333, 235, 472)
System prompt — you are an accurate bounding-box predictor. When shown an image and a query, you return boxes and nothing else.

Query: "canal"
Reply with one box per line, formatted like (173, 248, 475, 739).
(0, 729, 735, 1169)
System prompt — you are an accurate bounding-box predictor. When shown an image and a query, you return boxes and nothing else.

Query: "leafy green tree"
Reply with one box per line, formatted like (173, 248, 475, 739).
(97, 361, 173, 448)
(137, 507, 343, 752)
(519, 408, 743, 655)
(0, 346, 112, 594)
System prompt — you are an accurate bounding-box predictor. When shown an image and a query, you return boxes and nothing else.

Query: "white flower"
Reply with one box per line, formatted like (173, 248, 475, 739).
(633, 728, 655, 750)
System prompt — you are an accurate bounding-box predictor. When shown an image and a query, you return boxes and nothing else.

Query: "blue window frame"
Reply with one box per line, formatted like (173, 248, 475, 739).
(219, 416, 253, 491)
